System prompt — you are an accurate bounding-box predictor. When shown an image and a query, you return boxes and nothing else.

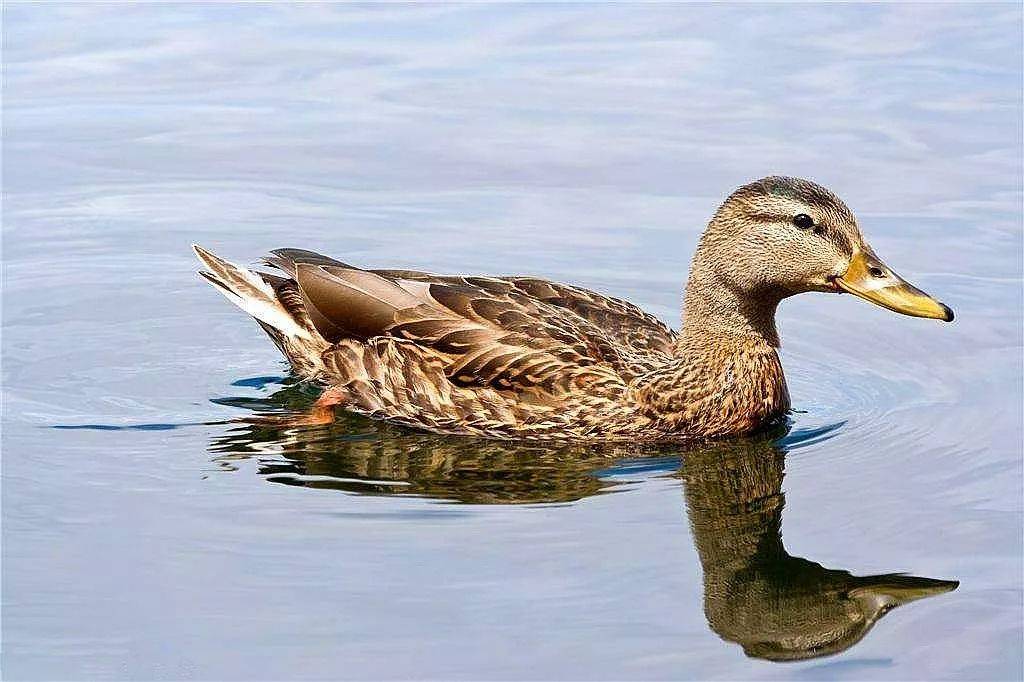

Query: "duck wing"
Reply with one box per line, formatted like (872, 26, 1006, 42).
(264, 251, 675, 358)
(269, 259, 626, 391)
(373, 269, 677, 362)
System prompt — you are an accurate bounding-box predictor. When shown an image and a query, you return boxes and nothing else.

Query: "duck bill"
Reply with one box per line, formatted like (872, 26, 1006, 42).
(833, 247, 954, 322)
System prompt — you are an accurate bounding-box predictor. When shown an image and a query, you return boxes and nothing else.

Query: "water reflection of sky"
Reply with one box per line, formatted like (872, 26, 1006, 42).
(6, 4, 1022, 217)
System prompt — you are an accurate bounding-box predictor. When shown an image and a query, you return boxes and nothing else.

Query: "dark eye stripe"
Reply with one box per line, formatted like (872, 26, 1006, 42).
(747, 211, 849, 251)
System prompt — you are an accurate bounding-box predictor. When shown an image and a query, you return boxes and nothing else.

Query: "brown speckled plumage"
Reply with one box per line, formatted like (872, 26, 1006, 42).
(194, 176, 945, 442)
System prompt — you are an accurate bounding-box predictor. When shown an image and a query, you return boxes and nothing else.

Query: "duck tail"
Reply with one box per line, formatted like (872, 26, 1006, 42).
(192, 244, 328, 374)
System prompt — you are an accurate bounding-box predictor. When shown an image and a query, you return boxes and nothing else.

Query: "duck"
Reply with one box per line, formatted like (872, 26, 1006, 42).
(194, 176, 953, 442)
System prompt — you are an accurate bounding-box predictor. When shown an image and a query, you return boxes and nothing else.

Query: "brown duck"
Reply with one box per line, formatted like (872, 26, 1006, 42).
(194, 176, 953, 442)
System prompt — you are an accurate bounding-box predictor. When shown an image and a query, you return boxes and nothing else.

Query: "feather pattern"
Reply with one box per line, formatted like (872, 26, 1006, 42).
(195, 245, 789, 442)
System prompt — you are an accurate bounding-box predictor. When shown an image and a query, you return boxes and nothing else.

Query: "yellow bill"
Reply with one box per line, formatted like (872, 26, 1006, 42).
(832, 247, 954, 322)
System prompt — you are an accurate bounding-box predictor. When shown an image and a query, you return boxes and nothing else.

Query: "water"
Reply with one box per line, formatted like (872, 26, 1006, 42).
(3, 4, 1022, 680)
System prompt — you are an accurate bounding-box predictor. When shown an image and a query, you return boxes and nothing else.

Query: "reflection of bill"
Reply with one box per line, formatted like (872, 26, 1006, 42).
(210, 388, 957, 661)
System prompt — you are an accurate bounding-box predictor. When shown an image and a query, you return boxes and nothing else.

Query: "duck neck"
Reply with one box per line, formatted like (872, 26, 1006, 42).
(679, 263, 782, 350)
(633, 264, 789, 437)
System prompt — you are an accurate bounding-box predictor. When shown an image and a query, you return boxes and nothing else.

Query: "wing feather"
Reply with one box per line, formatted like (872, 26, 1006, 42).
(261, 250, 658, 423)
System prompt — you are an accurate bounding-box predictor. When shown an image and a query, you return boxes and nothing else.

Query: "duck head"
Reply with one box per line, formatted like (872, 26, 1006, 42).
(691, 176, 953, 322)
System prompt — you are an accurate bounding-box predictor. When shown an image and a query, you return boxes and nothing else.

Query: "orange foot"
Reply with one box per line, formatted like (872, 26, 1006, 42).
(243, 388, 345, 427)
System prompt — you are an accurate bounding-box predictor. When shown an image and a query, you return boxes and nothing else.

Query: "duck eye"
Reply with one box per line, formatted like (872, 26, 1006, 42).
(793, 213, 814, 230)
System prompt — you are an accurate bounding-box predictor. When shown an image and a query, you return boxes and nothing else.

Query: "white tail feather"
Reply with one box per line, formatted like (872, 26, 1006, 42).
(193, 244, 312, 341)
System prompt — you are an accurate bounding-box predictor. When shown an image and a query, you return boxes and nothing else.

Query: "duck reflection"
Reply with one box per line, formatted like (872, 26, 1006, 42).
(681, 441, 957, 661)
(209, 381, 957, 661)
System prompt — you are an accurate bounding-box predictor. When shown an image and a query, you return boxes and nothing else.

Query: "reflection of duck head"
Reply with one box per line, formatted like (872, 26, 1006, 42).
(210, 381, 957, 661)
(681, 438, 958, 662)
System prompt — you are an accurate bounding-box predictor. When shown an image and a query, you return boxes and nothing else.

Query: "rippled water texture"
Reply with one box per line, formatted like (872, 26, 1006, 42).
(4, 4, 1022, 680)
